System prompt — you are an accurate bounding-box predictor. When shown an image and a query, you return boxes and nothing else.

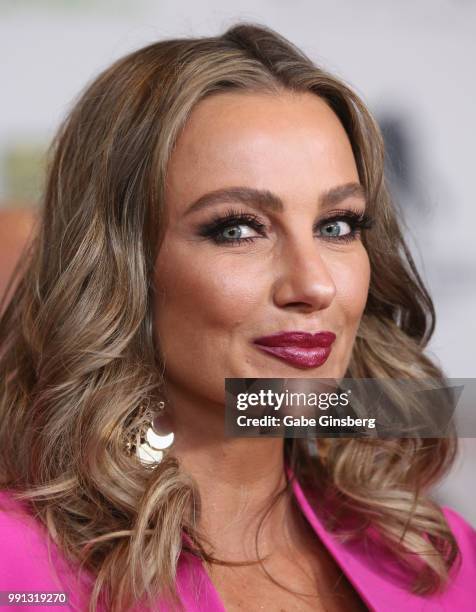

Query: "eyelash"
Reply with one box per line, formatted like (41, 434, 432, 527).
(197, 206, 374, 246)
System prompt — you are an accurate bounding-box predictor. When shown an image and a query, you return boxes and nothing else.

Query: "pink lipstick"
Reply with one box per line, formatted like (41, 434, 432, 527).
(252, 331, 336, 369)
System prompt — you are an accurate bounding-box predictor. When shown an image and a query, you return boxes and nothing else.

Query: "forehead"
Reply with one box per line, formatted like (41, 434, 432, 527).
(165, 90, 359, 214)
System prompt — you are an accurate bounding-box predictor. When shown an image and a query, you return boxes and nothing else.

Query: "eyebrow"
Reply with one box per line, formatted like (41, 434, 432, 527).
(183, 182, 367, 216)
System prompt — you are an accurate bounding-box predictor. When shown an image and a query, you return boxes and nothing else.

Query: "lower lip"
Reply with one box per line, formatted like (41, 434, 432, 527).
(254, 344, 332, 369)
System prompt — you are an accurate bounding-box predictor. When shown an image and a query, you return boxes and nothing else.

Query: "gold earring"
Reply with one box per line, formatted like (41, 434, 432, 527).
(135, 409, 175, 468)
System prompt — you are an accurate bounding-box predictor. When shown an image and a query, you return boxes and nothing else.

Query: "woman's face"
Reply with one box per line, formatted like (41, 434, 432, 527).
(153, 91, 370, 405)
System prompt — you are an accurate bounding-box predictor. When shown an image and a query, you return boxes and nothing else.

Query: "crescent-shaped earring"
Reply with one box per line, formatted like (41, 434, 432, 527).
(136, 409, 175, 468)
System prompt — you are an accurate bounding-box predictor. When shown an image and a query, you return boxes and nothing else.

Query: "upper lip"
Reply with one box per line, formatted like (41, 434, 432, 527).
(253, 331, 336, 348)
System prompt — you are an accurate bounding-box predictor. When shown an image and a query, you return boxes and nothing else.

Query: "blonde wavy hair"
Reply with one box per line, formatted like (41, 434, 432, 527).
(0, 22, 458, 612)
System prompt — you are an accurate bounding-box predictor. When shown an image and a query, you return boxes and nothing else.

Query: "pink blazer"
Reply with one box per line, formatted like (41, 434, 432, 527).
(0, 469, 475, 611)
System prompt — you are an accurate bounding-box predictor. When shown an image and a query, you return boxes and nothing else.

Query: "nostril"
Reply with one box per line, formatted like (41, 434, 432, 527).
(284, 301, 317, 312)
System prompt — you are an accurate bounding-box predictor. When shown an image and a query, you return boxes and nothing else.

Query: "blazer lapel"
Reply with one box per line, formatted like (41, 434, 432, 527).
(288, 467, 434, 611)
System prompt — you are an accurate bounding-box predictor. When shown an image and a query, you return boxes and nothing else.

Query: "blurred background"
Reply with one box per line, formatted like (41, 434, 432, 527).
(0, 0, 475, 523)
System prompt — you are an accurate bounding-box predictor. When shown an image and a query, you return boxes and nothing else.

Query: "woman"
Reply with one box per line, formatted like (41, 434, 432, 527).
(0, 23, 474, 612)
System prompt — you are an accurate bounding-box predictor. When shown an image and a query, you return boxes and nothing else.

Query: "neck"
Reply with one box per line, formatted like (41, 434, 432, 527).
(165, 382, 295, 558)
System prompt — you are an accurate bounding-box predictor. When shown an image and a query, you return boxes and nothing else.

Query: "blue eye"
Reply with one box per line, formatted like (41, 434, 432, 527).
(219, 224, 260, 242)
(319, 220, 352, 238)
(198, 208, 267, 246)
(316, 211, 374, 243)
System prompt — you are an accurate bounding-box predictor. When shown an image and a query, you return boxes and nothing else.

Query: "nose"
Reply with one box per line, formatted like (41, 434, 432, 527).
(272, 235, 337, 313)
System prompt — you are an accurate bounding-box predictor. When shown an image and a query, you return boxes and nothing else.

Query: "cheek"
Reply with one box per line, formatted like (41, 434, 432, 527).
(153, 244, 262, 355)
(332, 247, 370, 325)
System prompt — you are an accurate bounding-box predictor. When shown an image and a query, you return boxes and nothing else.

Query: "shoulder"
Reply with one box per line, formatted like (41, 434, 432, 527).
(425, 505, 476, 609)
(442, 505, 476, 566)
(0, 490, 95, 611)
(0, 491, 97, 610)
(0, 489, 44, 550)
(0, 489, 59, 589)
